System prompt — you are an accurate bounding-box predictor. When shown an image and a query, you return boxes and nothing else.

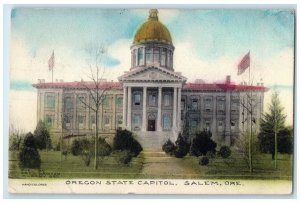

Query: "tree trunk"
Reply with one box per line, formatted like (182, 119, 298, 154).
(272, 152, 275, 160)
(95, 111, 98, 170)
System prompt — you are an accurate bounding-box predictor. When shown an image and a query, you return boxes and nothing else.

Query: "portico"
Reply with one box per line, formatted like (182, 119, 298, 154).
(119, 66, 186, 141)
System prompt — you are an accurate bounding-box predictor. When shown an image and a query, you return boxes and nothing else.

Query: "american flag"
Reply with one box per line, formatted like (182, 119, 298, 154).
(237, 52, 250, 75)
(48, 51, 55, 71)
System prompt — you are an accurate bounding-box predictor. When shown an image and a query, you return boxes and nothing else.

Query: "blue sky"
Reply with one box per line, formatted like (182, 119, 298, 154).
(9, 8, 295, 129)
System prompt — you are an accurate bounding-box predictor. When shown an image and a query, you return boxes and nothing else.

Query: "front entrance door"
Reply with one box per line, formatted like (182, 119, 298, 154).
(148, 120, 156, 131)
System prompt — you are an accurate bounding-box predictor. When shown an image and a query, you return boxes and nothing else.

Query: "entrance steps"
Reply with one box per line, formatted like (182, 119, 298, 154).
(134, 131, 172, 150)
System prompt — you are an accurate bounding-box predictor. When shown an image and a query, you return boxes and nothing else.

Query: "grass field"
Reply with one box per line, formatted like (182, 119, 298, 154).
(9, 150, 144, 179)
(9, 150, 293, 179)
(179, 152, 293, 180)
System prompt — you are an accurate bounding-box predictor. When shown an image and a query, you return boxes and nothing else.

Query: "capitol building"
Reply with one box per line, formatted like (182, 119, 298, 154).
(33, 9, 266, 149)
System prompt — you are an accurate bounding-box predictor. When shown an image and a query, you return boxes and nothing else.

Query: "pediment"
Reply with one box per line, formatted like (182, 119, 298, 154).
(118, 66, 187, 82)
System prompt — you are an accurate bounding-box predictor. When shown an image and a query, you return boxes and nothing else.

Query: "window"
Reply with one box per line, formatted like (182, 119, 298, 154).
(181, 99, 185, 110)
(77, 96, 86, 108)
(64, 97, 73, 111)
(205, 121, 211, 131)
(167, 50, 171, 67)
(161, 48, 166, 66)
(204, 97, 212, 112)
(90, 115, 95, 124)
(45, 115, 53, 128)
(192, 99, 198, 110)
(117, 116, 123, 125)
(153, 48, 160, 63)
(218, 121, 224, 131)
(231, 120, 236, 130)
(132, 49, 137, 67)
(64, 114, 72, 127)
(163, 114, 171, 130)
(133, 114, 140, 128)
(191, 119, 197, 132)
(231, 103, 238, 113)
(134, 94, 141, 106)
(217, 100, 225, 113)
(116, 97, 123, 108)
(163, 94, 170, 107)
(149, 93, 157, 106)
(146, 47, 153, 65)
(138, 47, 144, 65)
(104, 116, 110, 127)
(45, 95, 55, 108)
(103, 97, 111, 109)
(78, 115, 85, 129)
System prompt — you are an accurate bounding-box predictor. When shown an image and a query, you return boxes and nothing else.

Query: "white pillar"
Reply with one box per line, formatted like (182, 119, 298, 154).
(157, 87, 162, 131)
(127, 86, 132, 130)
(177, 87, 182, 132)
(122, 86, 127, 128)
(172, 87, 177, 132)
(225, 90, 231, 145)
(142, 86, 147, 131)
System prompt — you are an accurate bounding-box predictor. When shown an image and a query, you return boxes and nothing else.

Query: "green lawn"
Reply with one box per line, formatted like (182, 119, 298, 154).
(9, 150, 293, 179)
(179, 152, 293, 180)
(9, 150, 144, 179)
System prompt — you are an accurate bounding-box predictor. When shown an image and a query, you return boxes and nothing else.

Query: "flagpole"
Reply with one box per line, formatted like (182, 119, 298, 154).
(248, 51, 253, 173)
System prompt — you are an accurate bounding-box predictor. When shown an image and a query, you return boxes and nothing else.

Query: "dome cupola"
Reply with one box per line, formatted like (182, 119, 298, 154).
(130, 9, 175, 71)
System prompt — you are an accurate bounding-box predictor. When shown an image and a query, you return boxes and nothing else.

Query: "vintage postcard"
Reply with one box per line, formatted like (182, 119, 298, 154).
(8, 7, 295, 194)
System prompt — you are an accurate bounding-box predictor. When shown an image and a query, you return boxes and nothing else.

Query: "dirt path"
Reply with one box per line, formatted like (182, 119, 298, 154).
(140, 150, 200, 178)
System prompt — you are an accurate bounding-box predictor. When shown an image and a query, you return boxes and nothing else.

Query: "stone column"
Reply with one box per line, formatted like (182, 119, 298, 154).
(172, 87, 177, 132)
(157, 87, 162, 131)
(85, 93, 90, 130)
(112, 94, 116, 130)
(142, 86, 147, 131)
(127, 86, 132, 130)
(122, 86, 127, 128)
(73, 93, 77, 130)
(177, 87, 182, 132)
(225, 90, 231, 145)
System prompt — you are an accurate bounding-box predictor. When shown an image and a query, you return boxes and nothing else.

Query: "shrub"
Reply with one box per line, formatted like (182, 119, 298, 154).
(113, 150, 133, 165)
(34, 120, 52, 150)
(190, 130, 217, 156)
(174, 134, 190, 158)
(219, 146, 231, 158)
(206, 150, 216, 159)
(97, 138, 112, 156)
(162, 139, 176, 155)
(19, 132, 41, 169)
(199, 156, 209, 166)
(71, 139, 81, 156)
(113, 129, 142, 156)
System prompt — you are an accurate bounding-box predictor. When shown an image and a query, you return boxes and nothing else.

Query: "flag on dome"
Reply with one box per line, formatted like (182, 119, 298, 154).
(48, 51, 55, 71)
(237, 51, 250, 75)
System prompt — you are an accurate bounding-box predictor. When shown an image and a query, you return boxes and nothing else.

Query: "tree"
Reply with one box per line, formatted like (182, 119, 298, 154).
(190, 130, 217, 156)
(113, 129, 142, 157)
(9, 124, 25, 151)
(174, 133, 190, 158)
(34, 120, 52, 150)
(19, 132, 41, 169)
(77, 43, 111, 169)
(258, 92, 287, 166)
(235, 129, 259, 169)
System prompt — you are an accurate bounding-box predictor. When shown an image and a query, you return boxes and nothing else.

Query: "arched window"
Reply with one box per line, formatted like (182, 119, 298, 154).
(132, 49, 137, 67)
(145, 47, 153, 65)
(153, 48, 160, 64)
(161, 48, 166, 66)
(138, 47, 144, 66)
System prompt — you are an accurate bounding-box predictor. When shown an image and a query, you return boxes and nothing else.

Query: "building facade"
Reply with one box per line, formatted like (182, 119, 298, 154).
(33, 9, 266, 149)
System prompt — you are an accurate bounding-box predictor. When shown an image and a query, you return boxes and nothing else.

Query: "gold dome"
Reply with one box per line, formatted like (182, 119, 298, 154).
(133, 9, 172, 45)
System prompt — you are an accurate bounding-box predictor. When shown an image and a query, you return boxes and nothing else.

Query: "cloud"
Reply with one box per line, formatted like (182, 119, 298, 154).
(9, 90, 37, 132)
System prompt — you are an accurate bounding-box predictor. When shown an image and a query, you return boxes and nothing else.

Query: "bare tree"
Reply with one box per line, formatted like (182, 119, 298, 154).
(239, 88, 262, 173)
(78, 43, 112, 170)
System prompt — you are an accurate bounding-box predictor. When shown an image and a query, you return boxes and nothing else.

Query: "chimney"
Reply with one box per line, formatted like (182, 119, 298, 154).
(226, 75, 231, 84)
